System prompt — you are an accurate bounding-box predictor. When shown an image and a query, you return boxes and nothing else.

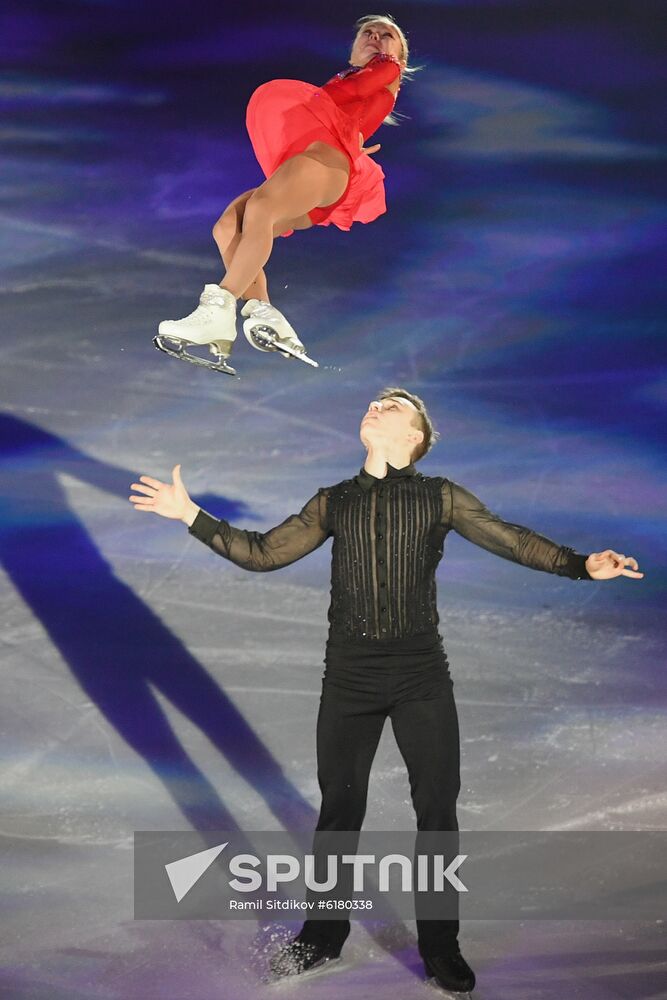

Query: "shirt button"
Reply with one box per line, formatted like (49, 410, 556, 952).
(378, 490, 384, 498)
(381, 606, 387, 613)
(377, 533, 384, 540)
(380, 581, 386, 588)
(378, 558, 385, 565)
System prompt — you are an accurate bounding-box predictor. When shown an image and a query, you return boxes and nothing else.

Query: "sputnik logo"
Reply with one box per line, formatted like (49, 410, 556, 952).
(164, 842, 468, 902)
(165, 842, 228, 903)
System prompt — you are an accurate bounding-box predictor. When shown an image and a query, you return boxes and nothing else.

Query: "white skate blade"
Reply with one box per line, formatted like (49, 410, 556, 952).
(244, 324, 319, 368)
(264, 955, 343, 986)
(153, 334, 237, 376)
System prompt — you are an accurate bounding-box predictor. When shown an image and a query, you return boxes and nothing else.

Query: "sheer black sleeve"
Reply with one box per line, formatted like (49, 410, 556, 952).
(188, 489, 330, 572)
(444, 480, 592, 580)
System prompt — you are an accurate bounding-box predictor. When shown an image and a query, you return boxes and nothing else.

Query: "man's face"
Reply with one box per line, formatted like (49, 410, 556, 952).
(359, 397, 423, 455)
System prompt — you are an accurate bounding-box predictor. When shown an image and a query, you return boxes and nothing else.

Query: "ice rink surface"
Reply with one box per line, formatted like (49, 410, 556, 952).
(1, 1, 666, 997)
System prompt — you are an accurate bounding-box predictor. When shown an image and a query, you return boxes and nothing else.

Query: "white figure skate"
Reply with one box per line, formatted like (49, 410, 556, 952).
(154, 284, 238, 375)
(241, 299, 319, 368)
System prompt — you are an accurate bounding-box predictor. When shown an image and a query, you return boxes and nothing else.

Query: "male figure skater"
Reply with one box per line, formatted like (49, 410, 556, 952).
(129, 388, 642, 994)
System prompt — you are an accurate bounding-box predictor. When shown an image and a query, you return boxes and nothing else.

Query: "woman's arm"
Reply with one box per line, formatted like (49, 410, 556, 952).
(129, 465, 329, 572)
(322, 53, 401, 101)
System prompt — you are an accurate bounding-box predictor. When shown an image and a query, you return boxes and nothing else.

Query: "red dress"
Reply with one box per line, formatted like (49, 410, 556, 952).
(245, 54, 401, 236)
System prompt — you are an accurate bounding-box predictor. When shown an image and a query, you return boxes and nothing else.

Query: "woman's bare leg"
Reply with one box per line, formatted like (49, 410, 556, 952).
(212, 189, 270, 301)
(220, 143, 349, 299)
(212, 190, 314, 302)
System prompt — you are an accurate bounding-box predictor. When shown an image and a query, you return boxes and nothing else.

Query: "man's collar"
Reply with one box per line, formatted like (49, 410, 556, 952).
(356, 463, 417, 491)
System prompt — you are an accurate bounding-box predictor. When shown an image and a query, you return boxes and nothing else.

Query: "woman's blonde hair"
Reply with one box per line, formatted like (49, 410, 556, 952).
(352, 14, 421, 125)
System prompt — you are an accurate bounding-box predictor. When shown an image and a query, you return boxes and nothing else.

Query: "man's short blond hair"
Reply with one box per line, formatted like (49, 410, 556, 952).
(377, 386, 439, 463)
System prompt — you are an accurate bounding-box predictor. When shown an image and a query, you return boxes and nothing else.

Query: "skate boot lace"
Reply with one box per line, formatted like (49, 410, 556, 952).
(181, 288, 233, 325)
(249, 301, 279, 321)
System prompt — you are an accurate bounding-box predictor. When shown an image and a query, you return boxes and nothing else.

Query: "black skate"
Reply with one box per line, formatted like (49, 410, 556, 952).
(423, 948, 476, 995)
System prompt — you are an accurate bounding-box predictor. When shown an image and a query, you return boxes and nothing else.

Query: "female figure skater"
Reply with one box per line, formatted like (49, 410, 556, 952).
(155, 14, 413, 375)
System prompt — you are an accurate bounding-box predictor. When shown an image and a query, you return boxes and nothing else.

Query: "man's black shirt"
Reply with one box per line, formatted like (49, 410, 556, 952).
(189, 463, 591, 642)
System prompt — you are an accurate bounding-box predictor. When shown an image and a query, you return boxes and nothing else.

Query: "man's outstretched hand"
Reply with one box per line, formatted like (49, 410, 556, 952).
(129, 464, 200, 526)
(585, 550, 643, 580)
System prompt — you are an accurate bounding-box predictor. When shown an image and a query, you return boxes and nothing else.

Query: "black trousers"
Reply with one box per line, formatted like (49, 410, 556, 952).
(298, 632, 461, 958)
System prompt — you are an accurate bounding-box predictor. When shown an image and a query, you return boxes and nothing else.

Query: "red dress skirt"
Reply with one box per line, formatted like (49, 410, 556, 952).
(245, 79, 387, 237)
